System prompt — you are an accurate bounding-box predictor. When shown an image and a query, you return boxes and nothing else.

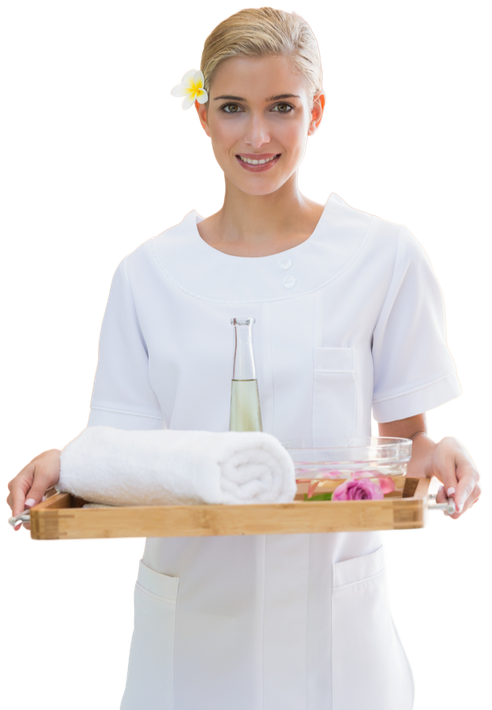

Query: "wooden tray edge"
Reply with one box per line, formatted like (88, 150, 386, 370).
(29, 477, 431, 540)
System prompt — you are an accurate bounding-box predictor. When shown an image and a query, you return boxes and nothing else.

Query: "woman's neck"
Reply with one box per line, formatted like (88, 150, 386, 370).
(197, 178, 325, 257)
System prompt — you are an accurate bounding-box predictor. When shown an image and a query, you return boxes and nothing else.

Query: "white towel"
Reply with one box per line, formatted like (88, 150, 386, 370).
(58, 426, 296, 506)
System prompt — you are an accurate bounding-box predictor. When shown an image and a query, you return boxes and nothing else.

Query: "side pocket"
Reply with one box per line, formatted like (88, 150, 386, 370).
(332, 547, 414, 710)
(120, 560, 180, 710)
(313, 347, 356, 438)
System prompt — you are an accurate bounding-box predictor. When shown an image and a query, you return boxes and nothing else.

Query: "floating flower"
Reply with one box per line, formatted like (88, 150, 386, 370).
(171, 70, 208, 110)
(305, 469, 353, 498)
(332, 476, 395, 501)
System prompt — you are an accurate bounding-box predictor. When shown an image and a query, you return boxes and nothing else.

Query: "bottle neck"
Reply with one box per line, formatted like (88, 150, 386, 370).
(231, 318, 257, 380)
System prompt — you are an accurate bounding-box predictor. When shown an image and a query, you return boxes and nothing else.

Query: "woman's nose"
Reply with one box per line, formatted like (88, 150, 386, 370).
(244, 114, 271, 149)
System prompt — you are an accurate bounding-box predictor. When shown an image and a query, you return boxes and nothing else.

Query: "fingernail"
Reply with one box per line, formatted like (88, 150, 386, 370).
(456, 501, 463, 513)
(446, 487, 456, 496)
(438, 485, 444, 494)
(14, 523, 21, 531)
(25, 498, 36, 508)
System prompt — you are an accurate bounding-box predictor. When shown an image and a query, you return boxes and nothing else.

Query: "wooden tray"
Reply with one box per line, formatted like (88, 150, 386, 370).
(29, 477, 431, 540)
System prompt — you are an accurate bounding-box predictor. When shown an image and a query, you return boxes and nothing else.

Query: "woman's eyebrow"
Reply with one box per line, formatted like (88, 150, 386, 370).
(213, 94, 301, 101)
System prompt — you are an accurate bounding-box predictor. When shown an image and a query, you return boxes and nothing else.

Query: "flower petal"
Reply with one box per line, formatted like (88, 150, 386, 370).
(354, 480, 383, 499)
(180, 67, 201, 84)
(169, 67, 199, 99)
(193, 69, 205, 88)
(195, 88, 208, 104)
(307, 480, 320, 499)
(169, 84, 184, 99)
(332, 478, 386, 500)
(181, 92, 195, 111)
(376, 477, 395, 495)
(332, 480, 350, 500)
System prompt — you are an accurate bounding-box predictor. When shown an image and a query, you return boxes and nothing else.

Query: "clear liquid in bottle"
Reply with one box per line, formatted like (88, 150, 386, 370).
(229, 318, 263, 432)
(230, 379, 263, 432)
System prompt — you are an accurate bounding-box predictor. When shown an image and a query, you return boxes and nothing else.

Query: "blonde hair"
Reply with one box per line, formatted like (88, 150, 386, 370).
(200, 7, 323, 101)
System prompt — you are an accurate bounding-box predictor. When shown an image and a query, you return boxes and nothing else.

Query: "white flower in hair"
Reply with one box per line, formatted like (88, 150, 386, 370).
(171, 70, 208, 110)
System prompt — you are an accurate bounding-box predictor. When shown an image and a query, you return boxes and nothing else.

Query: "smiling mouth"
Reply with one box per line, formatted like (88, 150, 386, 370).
(237, 154, 280, 165)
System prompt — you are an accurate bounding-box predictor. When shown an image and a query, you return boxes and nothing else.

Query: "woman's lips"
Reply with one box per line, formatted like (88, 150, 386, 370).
(236, 154, 281, 172)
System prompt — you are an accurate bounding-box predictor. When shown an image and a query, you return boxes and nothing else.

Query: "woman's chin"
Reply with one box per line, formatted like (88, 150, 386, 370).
(225, 172, 297, 198)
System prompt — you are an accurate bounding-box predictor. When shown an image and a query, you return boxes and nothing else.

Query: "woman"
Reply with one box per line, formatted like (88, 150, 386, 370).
(7, 8, 481, 709)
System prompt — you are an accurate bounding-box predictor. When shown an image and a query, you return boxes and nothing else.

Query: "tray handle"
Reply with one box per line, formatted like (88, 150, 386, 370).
(427, 494, 456, 515)
(8, 510, 31, 526)
(8, 486, 58, 527)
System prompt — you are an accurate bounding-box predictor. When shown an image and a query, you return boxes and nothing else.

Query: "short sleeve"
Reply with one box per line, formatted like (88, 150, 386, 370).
(372, 225, 461, 422)
(88, 257, 164, 430)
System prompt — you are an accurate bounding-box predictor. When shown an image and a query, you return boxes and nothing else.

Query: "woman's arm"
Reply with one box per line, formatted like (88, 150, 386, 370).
(379, 414, 481, 519)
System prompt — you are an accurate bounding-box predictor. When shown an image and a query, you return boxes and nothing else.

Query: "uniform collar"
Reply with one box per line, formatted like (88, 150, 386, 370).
(150, 193, 373, 302)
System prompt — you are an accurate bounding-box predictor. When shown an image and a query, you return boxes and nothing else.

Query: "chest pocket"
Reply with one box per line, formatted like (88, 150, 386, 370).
(312, 347, 356, 438)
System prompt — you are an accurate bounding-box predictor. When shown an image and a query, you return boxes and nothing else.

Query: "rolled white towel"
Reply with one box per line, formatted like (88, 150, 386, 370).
(58, 426, 296, 506)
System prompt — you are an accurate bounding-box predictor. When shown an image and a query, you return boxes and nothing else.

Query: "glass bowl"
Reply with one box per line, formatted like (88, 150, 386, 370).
(282, 437, 412, 494)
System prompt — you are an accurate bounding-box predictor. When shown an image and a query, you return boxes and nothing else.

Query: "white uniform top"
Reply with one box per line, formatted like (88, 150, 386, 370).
(88, 193, 460, 710)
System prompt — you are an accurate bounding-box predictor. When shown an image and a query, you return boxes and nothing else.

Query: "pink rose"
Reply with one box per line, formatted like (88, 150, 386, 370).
(332, 477, 394, 500)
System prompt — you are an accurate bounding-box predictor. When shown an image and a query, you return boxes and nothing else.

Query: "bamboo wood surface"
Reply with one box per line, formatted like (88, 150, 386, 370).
(29, 477, 431, 540)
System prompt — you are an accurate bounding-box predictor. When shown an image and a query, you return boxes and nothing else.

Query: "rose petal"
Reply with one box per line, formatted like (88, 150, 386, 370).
(332, 480, 350, 500)
(307, 480, 320, 498)
(377, 477, 395, 495)
(325, 469, 342, 479)
(333, 478, 385, 500)
(358, 480, 384, 499)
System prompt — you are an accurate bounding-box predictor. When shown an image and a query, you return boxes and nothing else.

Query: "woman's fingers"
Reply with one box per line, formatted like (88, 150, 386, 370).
(433, 438, 480, 519)
(7, 449, 61, 529)
(7, 464, 35, 517)
(453, 453, 480, 516)
(24, 452, 60, 505)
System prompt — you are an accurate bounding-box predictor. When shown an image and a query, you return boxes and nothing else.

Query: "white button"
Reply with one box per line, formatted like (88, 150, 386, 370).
(283, 276, 296, 289)
(279, 258, 292, 270)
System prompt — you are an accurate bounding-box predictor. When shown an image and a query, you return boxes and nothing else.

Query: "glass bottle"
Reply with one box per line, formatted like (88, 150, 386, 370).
(229, 317, 263, 432)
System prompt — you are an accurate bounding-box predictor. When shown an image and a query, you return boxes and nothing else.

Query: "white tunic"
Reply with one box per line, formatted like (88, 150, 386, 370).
(88, 193, 460, 710)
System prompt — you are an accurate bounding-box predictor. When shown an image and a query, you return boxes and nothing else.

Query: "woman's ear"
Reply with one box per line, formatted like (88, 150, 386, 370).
(195, 101, 211, 137)
(308, 92, 325, 136)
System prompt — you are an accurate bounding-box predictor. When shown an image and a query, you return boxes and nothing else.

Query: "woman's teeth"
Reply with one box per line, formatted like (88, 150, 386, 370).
(239, 155, 278, 165)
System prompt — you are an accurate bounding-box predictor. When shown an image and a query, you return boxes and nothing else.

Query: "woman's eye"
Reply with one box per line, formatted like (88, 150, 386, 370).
(272, 103, 293, 113)
(221, 104, 243, 114)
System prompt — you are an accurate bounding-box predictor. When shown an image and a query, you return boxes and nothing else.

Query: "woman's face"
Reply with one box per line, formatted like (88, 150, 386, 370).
(196, 54, 324, 197)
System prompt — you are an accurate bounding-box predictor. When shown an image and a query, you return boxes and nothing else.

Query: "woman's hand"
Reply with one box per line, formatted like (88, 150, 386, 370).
(7, 449, 61, 530)
(379, 414, 481, 520)
(421, 435, 481, 519)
